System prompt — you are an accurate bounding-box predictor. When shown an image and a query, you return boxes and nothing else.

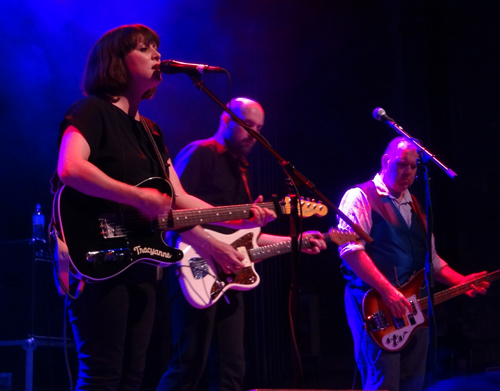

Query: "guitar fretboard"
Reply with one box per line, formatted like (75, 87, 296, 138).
(159, 202, 278, 230)
(418, 269, 500, 310)
(249, 232, 331, 261)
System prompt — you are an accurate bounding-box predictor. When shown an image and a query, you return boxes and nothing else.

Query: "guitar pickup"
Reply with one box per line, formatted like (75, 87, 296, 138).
(86, 248, 129, 264)
(410, 300, 418, 315)
(392, 316, 406, 329)
(189, 257, 210, 279)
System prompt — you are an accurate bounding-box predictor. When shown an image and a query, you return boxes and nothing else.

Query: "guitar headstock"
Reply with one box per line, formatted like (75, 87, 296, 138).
(327, 227, 361, 246)
(283, 197, 328, 217)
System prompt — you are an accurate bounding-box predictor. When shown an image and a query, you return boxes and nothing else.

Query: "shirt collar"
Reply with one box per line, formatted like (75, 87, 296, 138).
(209, 137, 249, 167)
(208, 137, 228, 154)
(373, 173, 412, 204)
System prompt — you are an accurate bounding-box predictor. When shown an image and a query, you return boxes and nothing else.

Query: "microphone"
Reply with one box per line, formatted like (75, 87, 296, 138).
(159, 60, 226, 75)
(372, 107, 395, 123)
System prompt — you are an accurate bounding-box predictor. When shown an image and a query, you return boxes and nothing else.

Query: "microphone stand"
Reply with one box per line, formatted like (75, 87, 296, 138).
(187, 74, 373, 387)
(420, 153, 438, 387)
(381, 116, 458, 387)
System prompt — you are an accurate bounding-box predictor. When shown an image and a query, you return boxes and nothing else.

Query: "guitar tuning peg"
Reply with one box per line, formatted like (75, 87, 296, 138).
(306, 197, 310, 202)
(311, 198, 316, 202)
(300, 196, 304, 200)
(317, 200, 322, 204)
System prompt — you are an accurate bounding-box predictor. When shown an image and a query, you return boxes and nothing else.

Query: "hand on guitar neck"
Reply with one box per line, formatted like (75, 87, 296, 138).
(439, 267, 490, 298)
(221, 195, 277, 230)
(297, 231, 328, 254)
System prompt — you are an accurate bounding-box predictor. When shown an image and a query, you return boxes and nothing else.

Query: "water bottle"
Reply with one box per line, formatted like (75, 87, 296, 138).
(32, 203, 45, 242)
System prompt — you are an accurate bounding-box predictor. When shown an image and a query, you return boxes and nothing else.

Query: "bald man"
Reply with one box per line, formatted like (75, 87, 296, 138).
(337, 137, 489, 391)
(157, 98, 325, 391)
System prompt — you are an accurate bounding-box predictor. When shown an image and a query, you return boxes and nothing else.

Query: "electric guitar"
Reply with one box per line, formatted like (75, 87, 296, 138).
(176, 227, 359, 309)
(363, 268, 500, 352)
(53, 177, 328, 281)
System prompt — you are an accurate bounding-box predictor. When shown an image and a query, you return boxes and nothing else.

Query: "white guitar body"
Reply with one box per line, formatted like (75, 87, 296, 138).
(175, 228, 261, 309)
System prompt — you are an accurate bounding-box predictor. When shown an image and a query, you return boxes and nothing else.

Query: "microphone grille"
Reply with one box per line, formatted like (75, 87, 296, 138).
(372, 107, 386, 121)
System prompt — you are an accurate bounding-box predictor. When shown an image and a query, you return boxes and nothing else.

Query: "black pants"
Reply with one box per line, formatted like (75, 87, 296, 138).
(68, 269, 156, 391)
(156, 265, 245, 391)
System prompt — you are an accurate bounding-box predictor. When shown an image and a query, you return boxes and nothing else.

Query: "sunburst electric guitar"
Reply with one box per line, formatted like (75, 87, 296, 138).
(176, 227, 358, 309)
(53, 177, 328, 282)
(363, 268, 500, 351)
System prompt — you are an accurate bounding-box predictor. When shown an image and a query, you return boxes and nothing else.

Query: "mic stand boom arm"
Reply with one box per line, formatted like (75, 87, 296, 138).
(188, 74, 373, 244)
(384, 120, 457, 179)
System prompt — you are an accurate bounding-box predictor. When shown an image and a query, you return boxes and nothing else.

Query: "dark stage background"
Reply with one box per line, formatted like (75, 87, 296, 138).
(1, 1, 499, 390)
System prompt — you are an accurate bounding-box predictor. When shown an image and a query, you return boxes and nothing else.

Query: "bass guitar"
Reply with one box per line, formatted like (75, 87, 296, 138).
(176, 227, 359, 309)
(53, 177, 328, 281)
(363, 268, 500, 352)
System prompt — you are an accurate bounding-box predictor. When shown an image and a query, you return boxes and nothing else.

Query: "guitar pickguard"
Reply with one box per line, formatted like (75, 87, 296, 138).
(176, 228, 261, 309)
(366, 294, 425, 351)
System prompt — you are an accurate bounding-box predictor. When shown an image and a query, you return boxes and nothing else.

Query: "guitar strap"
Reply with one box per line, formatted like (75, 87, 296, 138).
(140, 116, 171, 180)
(410, 194, 429, 249)
(50, 189, 85, 299)
(141, 116, 173, 280)
(359, 181, 429, 251)
(358, 181, 401, 228)
(237, 157, 253, 203)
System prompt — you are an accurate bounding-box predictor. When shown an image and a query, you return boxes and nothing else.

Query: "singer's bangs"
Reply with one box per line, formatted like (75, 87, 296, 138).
(83, 24, 160, 100)
(133, 25, 160, 50)
(120, 25, 160, 55)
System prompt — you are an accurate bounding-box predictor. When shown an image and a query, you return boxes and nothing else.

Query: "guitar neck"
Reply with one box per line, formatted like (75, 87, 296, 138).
(159, 202, 278, 230)
(249, 232, 331, 262)
(418, 269, 500, 310)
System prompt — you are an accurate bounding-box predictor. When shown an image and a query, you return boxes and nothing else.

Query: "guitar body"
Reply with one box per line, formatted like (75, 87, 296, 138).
(176, 227, 360, 309)
(176, 228, 261, 309)
(362, 269, 427, 352)
(53, 177, 183, 281)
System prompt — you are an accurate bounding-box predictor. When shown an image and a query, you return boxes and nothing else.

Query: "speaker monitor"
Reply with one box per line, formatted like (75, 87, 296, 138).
(0, 239, 74, 391)
(0, 239, 65, 340)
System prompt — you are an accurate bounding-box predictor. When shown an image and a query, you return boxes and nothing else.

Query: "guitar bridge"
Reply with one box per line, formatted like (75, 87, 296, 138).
(99, 216, 127, 238)
(366, 310, 389, 332)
